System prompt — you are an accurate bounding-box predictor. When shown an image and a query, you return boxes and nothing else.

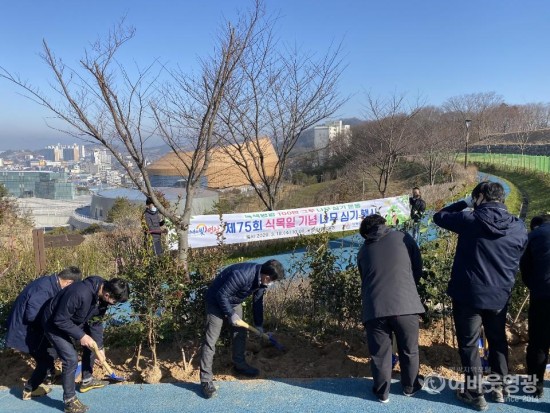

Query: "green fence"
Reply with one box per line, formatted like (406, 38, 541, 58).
(467, 153, 550, 175)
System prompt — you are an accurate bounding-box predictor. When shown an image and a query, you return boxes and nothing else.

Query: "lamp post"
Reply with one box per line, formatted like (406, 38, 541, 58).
(464, 119, 472, 169)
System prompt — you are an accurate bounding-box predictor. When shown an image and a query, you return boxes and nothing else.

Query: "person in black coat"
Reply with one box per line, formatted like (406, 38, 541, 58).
(143, 197, 166, 255)
(5, 267, 82, 400)
(199, 260, 285, 399)
(409, 187, 426, 243)
(433, 181, 527, 410)
(42, 276, 129, 413)
(357, 214, 425, 403)
(520, 213, 550, 398)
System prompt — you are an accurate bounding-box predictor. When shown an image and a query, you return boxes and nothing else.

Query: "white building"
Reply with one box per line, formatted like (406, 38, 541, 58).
(313, 120, 351, 149)
(313, 120, 351, 160)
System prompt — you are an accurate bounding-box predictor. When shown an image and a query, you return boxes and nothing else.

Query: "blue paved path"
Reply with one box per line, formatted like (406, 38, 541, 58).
(1, 378, 548, 413)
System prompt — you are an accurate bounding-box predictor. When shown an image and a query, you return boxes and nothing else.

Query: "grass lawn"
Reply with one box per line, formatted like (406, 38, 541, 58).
(477, 164, 550, 222)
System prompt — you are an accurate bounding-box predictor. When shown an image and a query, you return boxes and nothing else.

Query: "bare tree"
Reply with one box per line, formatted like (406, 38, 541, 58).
(353, 93, 423, 197)
(443, 92, 504, 143)
(215, 23, 348, 210)
(413, 107, 460, 185)
(510, 103, 550, 155)
(1, 3, 263, 266)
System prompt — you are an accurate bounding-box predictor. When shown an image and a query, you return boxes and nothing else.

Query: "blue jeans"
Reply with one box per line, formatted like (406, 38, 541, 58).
(45, 330, 79, 401)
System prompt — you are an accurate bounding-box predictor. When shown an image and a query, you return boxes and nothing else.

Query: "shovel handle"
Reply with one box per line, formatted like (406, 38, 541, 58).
(90, 342, 114, 375)
(233, 319, 270, 341)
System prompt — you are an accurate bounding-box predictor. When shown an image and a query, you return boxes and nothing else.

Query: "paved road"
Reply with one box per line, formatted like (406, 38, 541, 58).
(1, 377, 548, 413)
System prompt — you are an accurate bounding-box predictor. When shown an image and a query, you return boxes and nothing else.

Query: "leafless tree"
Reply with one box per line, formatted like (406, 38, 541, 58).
(215, 23, 348, 210)
(353, 93, 424, 197)
(412, 107, 461, 185)
(443, 92, 504, 142)
(509, 103, 550, 155)
(0, 2, 263, 266)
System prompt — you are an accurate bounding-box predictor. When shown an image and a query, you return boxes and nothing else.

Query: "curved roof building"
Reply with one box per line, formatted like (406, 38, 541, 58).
(146, 137, 279, 189)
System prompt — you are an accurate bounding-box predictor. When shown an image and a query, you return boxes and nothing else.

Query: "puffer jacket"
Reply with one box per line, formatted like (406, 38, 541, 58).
(206, 263, 266, 327)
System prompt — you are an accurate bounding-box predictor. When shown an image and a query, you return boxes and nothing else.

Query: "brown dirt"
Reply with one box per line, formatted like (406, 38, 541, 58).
(1, 319, 547, 390)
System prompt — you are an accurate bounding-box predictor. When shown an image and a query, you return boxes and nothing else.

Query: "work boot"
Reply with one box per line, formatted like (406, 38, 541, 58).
(233, 364, 260, 377)
(79, 377, 109, 393)
(456, 389, 488, 411)
(64, 396, 89, 413)
(201, 381, 217, 399)
(22, 384, 51, 400)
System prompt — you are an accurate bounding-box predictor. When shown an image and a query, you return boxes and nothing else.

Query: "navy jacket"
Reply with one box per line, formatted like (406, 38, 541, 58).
(433, 200, 527, 309)
(206, 263, 266, 327)
(357, 226, 425, 322)
(42, 276, 107, 346)
(5, 274, 61, 353)
(520, 222, 550, 300)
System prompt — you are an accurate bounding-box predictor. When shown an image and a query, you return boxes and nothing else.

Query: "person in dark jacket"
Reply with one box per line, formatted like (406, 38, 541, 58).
(199, 260, 285, 399)
(42, 276, 129, 413)
(5, 267, 82, 400)
(357, 214, 425, 403)
(433, 181, 527, 410)
(409, 187, 426, 243)
(143, 197, 165, 255)
(520, 213, 550, 399)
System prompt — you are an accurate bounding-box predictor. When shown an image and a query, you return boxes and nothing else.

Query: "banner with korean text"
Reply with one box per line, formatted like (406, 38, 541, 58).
(179, 195, 410, 248)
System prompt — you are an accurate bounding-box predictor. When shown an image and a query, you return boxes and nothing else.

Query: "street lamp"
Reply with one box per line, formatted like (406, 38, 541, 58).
(464, 119, 472, 169)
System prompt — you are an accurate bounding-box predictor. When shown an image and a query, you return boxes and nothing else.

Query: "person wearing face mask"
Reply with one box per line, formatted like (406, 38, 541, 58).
(409, 187, 426, 243)
(144, 197, 166, 256)
(5, 266, 82, 400)
(199, 259, 285, 399)
(42, 277, 130, 413)
(433, 181, 527, 411)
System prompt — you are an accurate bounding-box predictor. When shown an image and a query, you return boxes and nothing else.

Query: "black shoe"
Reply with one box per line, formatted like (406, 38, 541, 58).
(64, 397, 89, 413)
(534, 385, 544, 399)
(233, 365, 260, 377)
(378, 395, 389, 403)
(456, 389, 488, 411)
(201, 382, 217, 399)
(404, 376, 424, 397)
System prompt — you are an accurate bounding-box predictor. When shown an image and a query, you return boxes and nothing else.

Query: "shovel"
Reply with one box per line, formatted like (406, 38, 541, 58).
(234, 319, 285, 351)
(90, 342, 126, 382)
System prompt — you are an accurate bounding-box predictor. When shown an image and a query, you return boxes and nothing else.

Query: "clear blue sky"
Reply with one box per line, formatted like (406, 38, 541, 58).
(1, 0, 550, 150)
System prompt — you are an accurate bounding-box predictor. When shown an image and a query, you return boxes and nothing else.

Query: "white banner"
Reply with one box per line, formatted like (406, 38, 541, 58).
(175, 195, 410, 249)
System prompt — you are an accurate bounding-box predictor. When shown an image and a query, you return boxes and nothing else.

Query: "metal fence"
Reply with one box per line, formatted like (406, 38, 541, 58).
(468, 153, 550, 174)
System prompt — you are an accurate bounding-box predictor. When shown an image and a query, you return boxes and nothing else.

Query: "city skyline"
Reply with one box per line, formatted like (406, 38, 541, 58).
(1, 0, 550, 150)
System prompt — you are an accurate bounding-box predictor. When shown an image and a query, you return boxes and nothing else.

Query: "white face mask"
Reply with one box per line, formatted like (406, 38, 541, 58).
(150, 206, 157, 212)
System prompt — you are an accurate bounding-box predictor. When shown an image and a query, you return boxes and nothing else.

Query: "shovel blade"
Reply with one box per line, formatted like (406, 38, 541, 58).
(108, 372, 126, 382)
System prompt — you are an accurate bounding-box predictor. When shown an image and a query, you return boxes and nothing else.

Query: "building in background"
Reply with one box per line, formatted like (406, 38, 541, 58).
(62, 144, 80, 162)
(313, 120, 351, 160)
(0, 171, 74, 200)
(87, 187, 218, 221)
(146, 137, 278, 190)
